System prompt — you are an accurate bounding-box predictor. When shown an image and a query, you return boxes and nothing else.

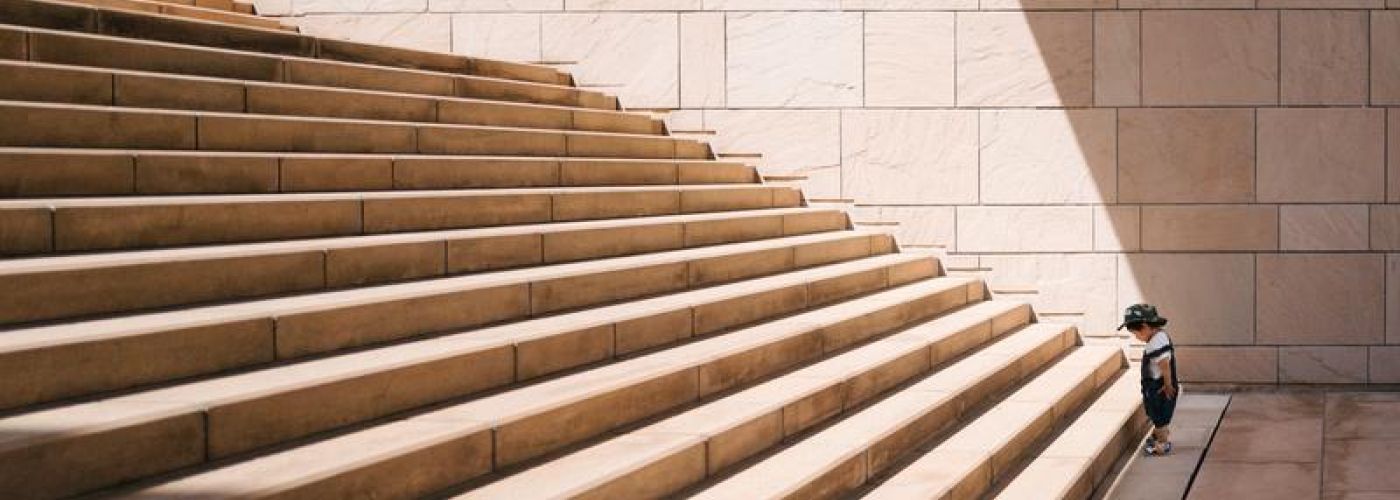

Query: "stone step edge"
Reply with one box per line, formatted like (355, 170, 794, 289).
(0, 60, 662, 133)
(992, 371, 1148, 500)
(0, 182, 777, 209)
(116, 275, 973, 500)
(3, 0, 570, 86)
(688, 323, 1078, 500)
(0, 24, 596, 104)
(861, 345, 1124, 499)
(0, 206, 836, 274)
(0, 100, 704, 147)
(0, 253, 940, 490)
(456, 299, 1032, 499)
(0, 230, 892, 413)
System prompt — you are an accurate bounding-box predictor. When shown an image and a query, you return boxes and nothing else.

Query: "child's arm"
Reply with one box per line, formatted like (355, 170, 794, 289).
(1158, 357, 1176, 399)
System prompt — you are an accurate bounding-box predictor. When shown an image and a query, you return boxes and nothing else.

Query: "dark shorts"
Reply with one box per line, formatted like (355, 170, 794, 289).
(1142, 378, 1177, 427)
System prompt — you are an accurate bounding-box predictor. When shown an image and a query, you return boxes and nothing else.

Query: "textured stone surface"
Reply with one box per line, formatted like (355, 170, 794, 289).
(1258, 108, 1385, 203)
(1279, 347, 1368, 384)
(1174, 346, 1277, 384)
(704, 109, 839, 197)
(452, 13, 540, 61)
(864, 12, 953, 107)
(1118, 254, 1255, 346)
(429, 0, 562, 11)
(1257, 254, 1385, 345)
(981, 254, 1116, 334)
(956, 206, 1093, 253)
(1279, 205, 1368, 251)
(542, 13, 678, 108)
(1139, 205, 1278, 252)
(1374, 11, 1400, 105)
(1372, 348, 1400, 383)
(1373, 206, 1400, 251)
(1120, 0, 1253, 6)
(839, 0, 975, 9)
(979, 109, 1115, 204)
(1389, 255, 1400, 345)
(1142, 10, 1277, 105)
(841, 110, 977, 205)
(726, 12, 862, 107)
(956, 12, 1091, 107)
(680, 12, 724, 108)
(295, 0, 428, 14)
(1119, 108, 1255, 204)
(1094, 11, 1140, 107)
(1094, 206, 1140, 252)
(295, 14, 452, 52)
(848, 206, 954, 248)
(1392, 111, 1400, 203)
(1281, 10, 1368, 105)
(566, 0, 700, 9)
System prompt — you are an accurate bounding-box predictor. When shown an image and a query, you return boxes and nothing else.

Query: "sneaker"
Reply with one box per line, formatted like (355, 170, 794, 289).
(1144, 438, 1157, 456)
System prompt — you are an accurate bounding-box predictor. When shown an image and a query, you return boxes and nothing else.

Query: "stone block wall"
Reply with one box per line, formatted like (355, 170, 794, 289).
(255, 0, 1400, 385)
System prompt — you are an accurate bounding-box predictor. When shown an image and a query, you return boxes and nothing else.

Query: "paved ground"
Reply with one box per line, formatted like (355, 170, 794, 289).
(1103, 392, 1230, 500)
(1106, 391, 1400, 500)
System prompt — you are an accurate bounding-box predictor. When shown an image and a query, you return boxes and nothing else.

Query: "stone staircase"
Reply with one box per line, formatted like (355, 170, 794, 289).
(0, 1, 1148, 498)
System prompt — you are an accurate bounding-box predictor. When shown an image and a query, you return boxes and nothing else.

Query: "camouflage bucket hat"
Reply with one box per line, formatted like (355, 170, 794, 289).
(1116, 303, 1168, 330)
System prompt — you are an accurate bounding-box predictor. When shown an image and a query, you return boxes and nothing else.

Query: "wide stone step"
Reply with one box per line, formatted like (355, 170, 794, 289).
(51, 0, 291, 31)
(457, 300, 1033, 500)
(0, 149, 756, 197)
(0, 60, 663, 135)
(0, 0, 570, 85)
(0, 183, 784, 256)
(860, 345, 1124, 499)
(993, 371, 1147, 500)
(0, 207, 843, 325)
(0, 25, 615, 109)
(0, 101, 708, 158)
(0, 252, 937, 500)
(0, 230, 894, 412)
(688, 323, 1079, 500)
(112, 276, 974, 500)
(146, 0, 256, 15)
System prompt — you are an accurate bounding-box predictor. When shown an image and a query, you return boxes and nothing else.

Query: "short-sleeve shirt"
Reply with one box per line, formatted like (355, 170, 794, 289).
(1145, 330, 1172, 380)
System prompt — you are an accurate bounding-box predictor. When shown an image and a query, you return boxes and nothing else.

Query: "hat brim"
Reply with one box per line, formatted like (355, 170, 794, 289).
(1117, 318, 1168, 331)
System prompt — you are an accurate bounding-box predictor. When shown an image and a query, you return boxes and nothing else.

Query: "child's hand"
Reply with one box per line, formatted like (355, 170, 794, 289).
(1160, 384, 1177, 400)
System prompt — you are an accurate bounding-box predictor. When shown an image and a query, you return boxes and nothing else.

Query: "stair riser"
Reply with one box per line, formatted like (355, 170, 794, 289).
(0, 152, 756, 197)
(786, 329, 1079, 500)
(0, 211, 846, 325)
(0, 104, 707, 157)
(0, 62, 661, 134)
(0, 0, 568, 85)
(2, 27, 614, 109)
(577, 304, 1035, 499)
(58, 0, 286, 30)
(0, 256, 933, 499)
(0, 233, 893, 412)
(0, 187, 789, 256)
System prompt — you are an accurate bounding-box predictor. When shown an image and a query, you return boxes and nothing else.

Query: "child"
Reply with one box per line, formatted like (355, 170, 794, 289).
(1117, 304, 1178, 456)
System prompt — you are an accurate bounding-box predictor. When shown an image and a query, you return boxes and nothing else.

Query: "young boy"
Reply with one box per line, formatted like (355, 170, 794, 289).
(1117, 304, 1178, 456)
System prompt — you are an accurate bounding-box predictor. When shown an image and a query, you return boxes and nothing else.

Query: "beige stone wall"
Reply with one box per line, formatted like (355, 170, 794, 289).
(256, 0, 1400, 385)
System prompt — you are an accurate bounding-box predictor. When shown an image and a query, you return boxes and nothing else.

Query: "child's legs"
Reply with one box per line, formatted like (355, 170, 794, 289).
(1143, 380, 1177, 443)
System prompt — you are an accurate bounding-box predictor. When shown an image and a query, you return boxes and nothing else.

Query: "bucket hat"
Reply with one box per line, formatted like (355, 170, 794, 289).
(1117, 303, 1168, 330)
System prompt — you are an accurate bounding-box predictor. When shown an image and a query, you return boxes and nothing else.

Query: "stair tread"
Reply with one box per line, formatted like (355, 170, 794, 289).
(0, 207, 830, 274)
(861, 345, 1123, 499)
(690, 323, 1077, 500)
(0, 59, 657, 131)
(1, 24, 610, 108)
(0, 229, 882, 350)
(458, 300, 1029, 499)
(51, 0, 290, 30)
(0, 253, 932, 451)
(118, 274, 965, 498)
(993, 372, 1142, 500)
(0, 99, 688, 140)
(0, 183, 773, 209)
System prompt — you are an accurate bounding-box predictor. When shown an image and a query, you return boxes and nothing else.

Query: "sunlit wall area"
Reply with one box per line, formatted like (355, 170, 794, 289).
(255, 0, 1400, 385)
